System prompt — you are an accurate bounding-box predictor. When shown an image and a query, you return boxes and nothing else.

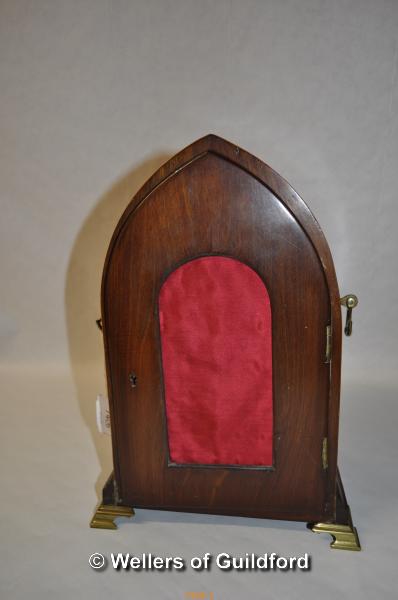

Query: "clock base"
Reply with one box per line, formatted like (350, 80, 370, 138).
(90, 470, 360, 550)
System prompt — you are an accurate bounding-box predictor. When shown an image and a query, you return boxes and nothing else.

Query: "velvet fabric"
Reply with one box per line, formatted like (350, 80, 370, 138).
(159, 256, 273, 466)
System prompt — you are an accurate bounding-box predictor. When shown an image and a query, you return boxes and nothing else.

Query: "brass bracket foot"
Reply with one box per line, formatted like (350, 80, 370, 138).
(309, 468, 361, 551)
(311, 522, 361, 551)
(90, 503, 135, 530)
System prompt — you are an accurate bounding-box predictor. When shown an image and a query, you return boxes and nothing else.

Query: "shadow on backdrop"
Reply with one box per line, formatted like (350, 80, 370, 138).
(65, 152, 172, 503)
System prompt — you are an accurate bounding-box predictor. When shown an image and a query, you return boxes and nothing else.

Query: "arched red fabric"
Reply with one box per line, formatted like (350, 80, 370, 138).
(159, 256, 273, 466)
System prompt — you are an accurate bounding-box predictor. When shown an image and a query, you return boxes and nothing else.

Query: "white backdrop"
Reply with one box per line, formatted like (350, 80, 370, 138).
(1, 1, 397, 599)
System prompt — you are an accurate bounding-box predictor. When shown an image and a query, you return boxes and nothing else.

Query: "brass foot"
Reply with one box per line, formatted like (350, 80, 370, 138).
(309, 468, 361, 550)
(90, 503, 135, 530)
(311, 522, 361, 551)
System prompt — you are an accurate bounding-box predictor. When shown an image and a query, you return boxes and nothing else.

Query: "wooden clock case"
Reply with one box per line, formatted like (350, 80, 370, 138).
(90, 135, 360, 551)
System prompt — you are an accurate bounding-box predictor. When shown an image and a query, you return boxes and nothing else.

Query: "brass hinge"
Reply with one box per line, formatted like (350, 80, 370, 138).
(322, 437, 328, 470)
(325, 325, 332, 363)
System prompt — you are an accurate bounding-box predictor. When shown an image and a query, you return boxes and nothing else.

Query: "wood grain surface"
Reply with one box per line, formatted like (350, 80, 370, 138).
(101, 135, 342, 522)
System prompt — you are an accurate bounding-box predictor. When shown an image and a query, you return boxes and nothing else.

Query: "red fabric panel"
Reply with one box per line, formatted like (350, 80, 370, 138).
(159, 256, 273, 466)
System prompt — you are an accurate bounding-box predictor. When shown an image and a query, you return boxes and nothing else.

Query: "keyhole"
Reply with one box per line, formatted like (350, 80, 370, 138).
(129, 372, 137, 388)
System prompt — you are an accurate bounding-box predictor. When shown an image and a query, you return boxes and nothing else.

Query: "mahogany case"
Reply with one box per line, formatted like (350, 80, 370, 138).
(90, 135, 360, 551)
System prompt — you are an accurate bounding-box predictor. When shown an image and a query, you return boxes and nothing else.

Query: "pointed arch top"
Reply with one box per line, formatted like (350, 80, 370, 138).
(103, 134, 340, 306)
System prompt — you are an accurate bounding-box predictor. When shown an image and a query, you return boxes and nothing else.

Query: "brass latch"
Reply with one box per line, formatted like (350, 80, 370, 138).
(322, 437, 328, 470)
(340, 294, 358, 336)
